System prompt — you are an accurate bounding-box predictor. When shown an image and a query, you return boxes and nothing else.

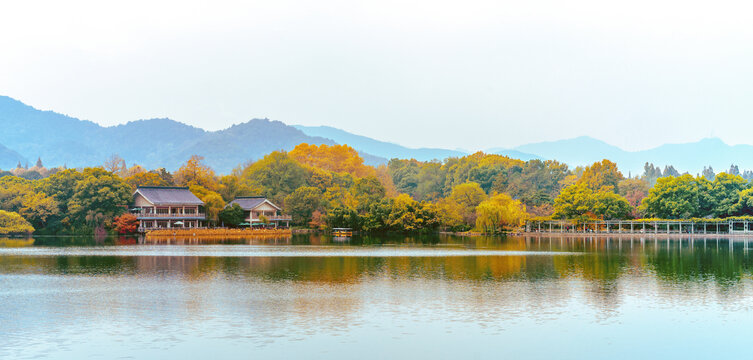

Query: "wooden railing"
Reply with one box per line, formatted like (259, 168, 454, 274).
(136, 213, 206, 218)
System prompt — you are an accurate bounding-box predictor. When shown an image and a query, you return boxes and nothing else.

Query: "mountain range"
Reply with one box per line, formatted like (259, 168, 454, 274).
(1, 95, 752, 175)
(0, 96, 338, 173)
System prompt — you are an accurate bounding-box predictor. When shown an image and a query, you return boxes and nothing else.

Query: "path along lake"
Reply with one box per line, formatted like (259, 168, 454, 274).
(2, 234, 753, 359)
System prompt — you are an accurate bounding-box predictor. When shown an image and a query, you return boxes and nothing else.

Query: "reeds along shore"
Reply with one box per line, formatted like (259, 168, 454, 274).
(146, 228, 292, 240)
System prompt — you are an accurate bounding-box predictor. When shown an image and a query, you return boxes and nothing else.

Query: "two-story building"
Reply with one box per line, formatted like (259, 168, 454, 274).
(131, 186, 206, 231)
(226, 196, 292, 228)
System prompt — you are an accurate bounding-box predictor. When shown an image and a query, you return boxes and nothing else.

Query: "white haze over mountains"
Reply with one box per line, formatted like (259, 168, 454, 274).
(2, 0, 753, 152)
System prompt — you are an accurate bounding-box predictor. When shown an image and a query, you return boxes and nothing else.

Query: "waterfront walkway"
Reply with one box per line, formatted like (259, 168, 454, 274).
(526, 219, 753, 236)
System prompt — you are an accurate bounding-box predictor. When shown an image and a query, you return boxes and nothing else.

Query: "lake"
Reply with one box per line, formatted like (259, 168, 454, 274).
(2, 234, 753, 359)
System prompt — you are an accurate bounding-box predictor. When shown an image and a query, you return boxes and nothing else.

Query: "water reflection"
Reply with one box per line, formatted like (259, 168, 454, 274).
(3, 234, 753, 359)
(3, 235, 752, 284)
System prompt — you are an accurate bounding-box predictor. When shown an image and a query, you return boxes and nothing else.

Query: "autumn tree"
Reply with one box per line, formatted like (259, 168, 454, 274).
(113, 214, 139, 234)
(475, 193, 528, 233)
(289, 143, 376, 178)
(125, 172, 170, 189)
(0, 210, 35, 234)
(175, 155, 218, 191)
(189, 185, 226, 225)
(0, 176, 58, 229)
(448, 182, 487, 226)
(384, 194, 440, 233)
(578, 159, 624, 192)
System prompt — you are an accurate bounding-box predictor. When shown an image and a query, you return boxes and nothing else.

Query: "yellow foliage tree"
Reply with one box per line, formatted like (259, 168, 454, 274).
(475, 193, 528, 233)
(189, 185, 226, 225)
(577, 159, 624, 192)
(125, 172, 169, 189)
(175, 155, 218, 191)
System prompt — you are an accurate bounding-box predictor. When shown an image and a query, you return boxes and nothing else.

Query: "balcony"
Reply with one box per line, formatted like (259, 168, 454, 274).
(247, 215, 292, 222)
(135, 212, 206, 218)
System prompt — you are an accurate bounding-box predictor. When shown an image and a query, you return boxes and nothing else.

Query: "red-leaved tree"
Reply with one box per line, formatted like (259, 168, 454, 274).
(113, 214, 139, 234)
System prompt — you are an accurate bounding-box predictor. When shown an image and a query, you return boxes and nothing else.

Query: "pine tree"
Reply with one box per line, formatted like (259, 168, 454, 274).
(35, 157, 43, 168)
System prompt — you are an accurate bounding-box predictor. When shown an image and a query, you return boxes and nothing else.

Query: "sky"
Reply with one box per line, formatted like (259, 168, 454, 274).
(1, 0, 752, 152)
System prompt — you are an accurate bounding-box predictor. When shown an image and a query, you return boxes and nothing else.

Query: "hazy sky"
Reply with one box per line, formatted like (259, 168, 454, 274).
(1, 0, 752, 151)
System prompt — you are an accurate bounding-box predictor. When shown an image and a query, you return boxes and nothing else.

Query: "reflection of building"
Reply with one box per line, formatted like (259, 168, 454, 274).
(227, 196, 292, 227)
(132, 186, 205, 231)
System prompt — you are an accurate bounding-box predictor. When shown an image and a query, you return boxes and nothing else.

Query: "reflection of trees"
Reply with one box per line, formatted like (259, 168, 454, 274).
(0, 238, 34, 247)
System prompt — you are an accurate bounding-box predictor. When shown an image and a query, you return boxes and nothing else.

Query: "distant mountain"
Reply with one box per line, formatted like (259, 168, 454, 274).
(0, 143, 26, 169)
(5, 95, 753, 176)
(0, 96, 335, 173)
(513, 136, 753, 175)
(483, 148, 543, 161)
(514, 136, 626, 167)
(293, 125, 466, 162)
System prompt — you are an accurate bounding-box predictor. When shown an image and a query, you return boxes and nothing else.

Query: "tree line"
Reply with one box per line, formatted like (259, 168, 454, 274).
(2, 143, 753, 235)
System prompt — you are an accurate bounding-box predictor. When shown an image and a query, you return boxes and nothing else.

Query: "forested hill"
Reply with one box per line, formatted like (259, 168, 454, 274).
(0, 96, 354, 173)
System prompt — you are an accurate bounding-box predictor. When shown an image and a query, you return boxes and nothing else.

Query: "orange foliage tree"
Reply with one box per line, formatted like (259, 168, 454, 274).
(113, 213, 139, 234)
(289, 143, 376, 178)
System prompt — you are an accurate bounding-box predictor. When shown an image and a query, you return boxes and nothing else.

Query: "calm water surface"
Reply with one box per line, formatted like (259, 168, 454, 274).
(2, 234, 753, 359)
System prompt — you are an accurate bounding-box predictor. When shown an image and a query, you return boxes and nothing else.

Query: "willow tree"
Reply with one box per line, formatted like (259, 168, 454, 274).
(475, 193, 528, 233)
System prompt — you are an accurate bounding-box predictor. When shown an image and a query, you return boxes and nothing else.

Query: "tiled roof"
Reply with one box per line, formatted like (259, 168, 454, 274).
(135, 186, 204, 206)
(228, 197, 281, 210)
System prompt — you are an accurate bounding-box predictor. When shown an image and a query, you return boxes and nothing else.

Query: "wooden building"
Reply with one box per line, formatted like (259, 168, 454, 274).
(132, 186, 205, 231)
(227, 196, 292, 227)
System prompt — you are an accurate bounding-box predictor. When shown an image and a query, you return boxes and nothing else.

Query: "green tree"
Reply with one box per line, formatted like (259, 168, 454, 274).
(241, 151, 309, 204)
(707, 173, 748, 217)
(218, 174, 253, 202)
(67, 168, 132, 229)
(351, 176, 386, 212)
(640, 174, 702, 219)
(219, 203, 245, 227)
(592, 191, 632, 220)
(284, 186, 323, 226)
(731, 188, 753, 216)
(553, 183, 596, 219)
